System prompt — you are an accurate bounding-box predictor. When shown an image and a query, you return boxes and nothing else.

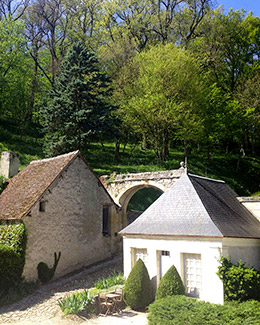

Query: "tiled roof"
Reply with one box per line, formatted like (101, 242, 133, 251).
(119, 173, 260, 239)
(0, 151, 79, 220)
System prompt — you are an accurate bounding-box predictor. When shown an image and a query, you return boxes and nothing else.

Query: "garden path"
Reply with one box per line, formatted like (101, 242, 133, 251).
(0, 255, 148, 324)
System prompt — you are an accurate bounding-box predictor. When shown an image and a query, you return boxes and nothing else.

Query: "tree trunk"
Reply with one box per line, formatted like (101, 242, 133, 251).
(114, 140, 120, 162)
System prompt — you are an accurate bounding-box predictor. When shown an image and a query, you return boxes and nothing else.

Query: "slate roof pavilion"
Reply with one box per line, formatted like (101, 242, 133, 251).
(120, 172, 260, 239)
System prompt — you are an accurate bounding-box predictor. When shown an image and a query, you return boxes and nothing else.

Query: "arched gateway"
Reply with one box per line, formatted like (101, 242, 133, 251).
(100, 168, 185, 227)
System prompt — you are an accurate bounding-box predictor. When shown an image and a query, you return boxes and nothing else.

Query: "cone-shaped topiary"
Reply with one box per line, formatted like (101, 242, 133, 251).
(123, 258, 153, 310)
(155, 264, 185, 300)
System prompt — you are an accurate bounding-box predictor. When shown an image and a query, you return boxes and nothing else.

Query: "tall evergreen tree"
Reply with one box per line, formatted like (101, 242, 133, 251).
(40, 41, 116, 156)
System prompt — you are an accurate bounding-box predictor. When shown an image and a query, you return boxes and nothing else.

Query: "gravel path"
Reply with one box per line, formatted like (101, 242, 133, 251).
(0, 255, 148, 325)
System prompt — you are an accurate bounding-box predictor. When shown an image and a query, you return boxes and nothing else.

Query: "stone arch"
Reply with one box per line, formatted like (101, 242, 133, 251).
(119, 183, 165, 228)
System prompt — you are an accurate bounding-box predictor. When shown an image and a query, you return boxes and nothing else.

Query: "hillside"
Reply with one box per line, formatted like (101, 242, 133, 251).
(0, 119, 259, 196)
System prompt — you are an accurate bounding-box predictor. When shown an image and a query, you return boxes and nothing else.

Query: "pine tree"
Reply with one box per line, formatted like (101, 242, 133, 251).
(40, 41, 116, 156)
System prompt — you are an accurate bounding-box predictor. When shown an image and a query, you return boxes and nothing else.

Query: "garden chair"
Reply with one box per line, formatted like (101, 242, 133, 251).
(98, 293, 113, 316)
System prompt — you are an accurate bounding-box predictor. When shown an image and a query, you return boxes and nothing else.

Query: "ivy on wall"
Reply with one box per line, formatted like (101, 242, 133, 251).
(0, 222, 27, 291)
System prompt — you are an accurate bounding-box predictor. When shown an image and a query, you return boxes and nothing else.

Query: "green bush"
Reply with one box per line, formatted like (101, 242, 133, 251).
(94, 270, 125, 289)
(123, 258, 153, 310)
(0, 223, 27, 291)
(155, 264, 185, 300)
(58, 290, 94, 315)
(148, 295, 260, 325)
(217, 254, 260, 301)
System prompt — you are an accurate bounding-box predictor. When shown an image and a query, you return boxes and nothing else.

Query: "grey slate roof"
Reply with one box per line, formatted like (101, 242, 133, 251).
(119, 173, 260, 239)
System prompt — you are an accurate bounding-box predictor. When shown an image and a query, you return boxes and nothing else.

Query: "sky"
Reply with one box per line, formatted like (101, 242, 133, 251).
(216, 0, 260, 17)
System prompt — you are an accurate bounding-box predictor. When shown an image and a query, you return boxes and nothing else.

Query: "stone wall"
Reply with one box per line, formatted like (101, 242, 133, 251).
(23, 156, 122, 281)
(101, 169, 184, 205)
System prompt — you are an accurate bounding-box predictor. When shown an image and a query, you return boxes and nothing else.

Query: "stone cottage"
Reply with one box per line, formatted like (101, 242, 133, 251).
(119, 171, 260, 304)
(0, 151, 121, 281)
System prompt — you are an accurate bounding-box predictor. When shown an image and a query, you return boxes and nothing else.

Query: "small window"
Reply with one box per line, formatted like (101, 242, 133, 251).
(39, 201, 46, 212)
(161, 250, 170, 256)
(102, 206, 110, 236)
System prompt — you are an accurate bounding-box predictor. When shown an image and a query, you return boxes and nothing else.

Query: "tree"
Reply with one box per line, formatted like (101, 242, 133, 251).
(40, 41, 116, 156)
(0, 18, 34, 123)
(189, 9, 260, 94)
(115, 43, 205, 160)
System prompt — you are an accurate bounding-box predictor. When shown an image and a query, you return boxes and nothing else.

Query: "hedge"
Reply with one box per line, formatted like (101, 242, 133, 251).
(0, 223, 27, 291)
(148, 295, 260, 325)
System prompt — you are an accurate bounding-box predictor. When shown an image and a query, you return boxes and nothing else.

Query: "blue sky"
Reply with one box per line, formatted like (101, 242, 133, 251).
(216, 1, 260, 16)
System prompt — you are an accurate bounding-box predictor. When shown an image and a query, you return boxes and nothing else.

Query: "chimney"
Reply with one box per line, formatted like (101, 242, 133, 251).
(0, 151, 19, 179)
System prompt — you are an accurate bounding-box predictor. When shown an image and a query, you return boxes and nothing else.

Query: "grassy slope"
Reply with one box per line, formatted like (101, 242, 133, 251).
(0, 119, 259, 196)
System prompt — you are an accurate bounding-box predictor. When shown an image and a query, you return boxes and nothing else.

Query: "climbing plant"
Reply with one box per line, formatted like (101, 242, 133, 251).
(0, 222, 27, 291)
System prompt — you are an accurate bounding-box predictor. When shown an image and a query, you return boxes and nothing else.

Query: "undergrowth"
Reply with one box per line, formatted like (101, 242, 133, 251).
(58, 290, 94, 315)
(58, 270, 125, 315)
(94, 270, 125, 289)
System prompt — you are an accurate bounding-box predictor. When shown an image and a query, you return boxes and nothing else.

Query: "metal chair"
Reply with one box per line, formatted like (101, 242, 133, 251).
(98, 293, 113, 316)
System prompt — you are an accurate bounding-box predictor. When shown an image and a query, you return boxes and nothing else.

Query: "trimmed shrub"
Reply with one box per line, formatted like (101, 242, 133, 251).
(123, 258, 153, 310)
(155, 264, 185, 300)
(148, 295, 260, 325)
(0, 223, 27, 291)
(217, 254, 260, 301)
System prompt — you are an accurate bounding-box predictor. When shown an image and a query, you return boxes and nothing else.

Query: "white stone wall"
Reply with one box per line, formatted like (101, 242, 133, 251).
(122, 235, 224, 304)
(122, 236, 260, 305)
(222, 237, 260, 270)
(23, 156, 122, 281)
(241, 202, 260, 222)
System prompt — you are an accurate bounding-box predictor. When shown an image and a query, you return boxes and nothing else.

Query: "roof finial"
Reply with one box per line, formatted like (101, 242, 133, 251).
(180, 158, 188, 174)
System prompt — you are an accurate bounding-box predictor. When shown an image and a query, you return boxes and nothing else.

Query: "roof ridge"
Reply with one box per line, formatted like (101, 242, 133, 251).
(188, 173, 225, 183)
(30, 150, 79, 165)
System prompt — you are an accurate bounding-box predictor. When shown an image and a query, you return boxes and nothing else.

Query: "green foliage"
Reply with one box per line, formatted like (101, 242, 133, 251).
(0, 18, 36, 123)
(37, 252, 61, 284)
(94, 270, 125, 289)
(148, 295, 260, 325)
(115, 43, 206, 161)
(58, 290, 94, 315)
(155, 264, 185, 300)
(40, 41, 117, 156)
(0, 176, 7, 194)
(128, 187, 163, 211)
(217, 254, 260, 302)
(123, 259, 153, 310)
(0, 223, 27, 291)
